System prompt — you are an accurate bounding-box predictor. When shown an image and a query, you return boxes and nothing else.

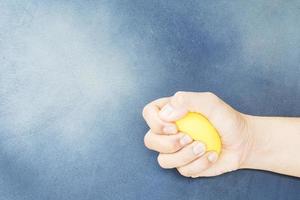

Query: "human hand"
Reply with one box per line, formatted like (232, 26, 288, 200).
(143, 91, 253, 178)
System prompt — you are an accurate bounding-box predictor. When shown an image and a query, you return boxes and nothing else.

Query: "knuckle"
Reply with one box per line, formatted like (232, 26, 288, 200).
(142, 107, 163, 133)
(177, 167, 190, 177)
(142, 105, 150, 119)
(173, 91, 186, 106)
(143, 131, 152, 149)
(157, 154, 168, 169)
(167, 139, 181, 153)
(203, 92, 222, 107)
(174, 91, 185, 97)
(203, 92, 218, 101)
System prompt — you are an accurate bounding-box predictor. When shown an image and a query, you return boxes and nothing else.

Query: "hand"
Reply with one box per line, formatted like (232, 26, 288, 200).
(143, 91, 253, 178)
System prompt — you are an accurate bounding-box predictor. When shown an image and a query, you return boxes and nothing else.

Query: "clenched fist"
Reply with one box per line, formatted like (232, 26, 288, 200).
(142, 91, 252, 178)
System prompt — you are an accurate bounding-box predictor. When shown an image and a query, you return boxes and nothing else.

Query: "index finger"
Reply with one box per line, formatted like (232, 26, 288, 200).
(142, 97, 178, 134)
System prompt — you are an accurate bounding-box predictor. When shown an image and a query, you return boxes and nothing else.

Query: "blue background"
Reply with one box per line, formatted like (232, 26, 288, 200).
(0, 1, 300, 199)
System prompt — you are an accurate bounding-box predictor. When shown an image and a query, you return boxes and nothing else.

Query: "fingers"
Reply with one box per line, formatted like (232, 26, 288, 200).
(143, 92, 230, 178)
(157, 141, 206, 169)
(159, 103, 187, 123)
(159, 91, 224, 122)
(177, 151, 218, 178)
(143, 97, 178, 134)
(144, 130, 193, 153)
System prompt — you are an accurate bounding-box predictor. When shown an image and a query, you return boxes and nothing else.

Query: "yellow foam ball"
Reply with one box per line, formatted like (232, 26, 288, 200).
(175, 112, 222, 154)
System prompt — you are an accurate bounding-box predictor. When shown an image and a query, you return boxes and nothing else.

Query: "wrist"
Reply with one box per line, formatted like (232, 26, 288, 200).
(240, 115, 300, 177)
(239, 114, 273, 170)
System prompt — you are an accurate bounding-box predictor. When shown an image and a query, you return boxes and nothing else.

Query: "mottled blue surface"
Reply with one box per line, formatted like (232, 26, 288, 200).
(0, 1, 300, 200)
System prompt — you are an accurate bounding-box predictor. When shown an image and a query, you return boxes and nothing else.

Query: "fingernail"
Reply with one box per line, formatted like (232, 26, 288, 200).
(193, 143, 205, 155)
(180, 134, 193, 146)
(159, 104, 173, 119)
(163, 125, 177, 134)
(208, 152, 218, 163)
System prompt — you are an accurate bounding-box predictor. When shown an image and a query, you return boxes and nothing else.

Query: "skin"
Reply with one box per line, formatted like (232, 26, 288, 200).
(142, 91, 300, 178)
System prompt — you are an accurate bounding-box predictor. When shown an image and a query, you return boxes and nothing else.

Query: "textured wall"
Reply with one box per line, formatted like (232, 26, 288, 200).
(0, 1, 300, 199)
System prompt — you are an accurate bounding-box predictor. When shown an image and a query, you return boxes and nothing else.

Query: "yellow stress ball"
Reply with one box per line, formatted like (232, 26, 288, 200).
(175, 112, 222, 154)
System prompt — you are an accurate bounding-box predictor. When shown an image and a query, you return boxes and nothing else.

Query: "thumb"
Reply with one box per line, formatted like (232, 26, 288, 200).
(159, 91, 224, 122)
